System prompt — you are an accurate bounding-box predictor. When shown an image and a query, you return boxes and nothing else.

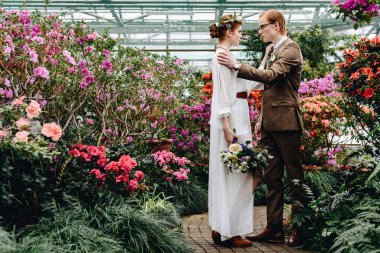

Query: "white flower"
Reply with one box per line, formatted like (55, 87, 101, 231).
(269, 54, 277, 62)
(229, 143, 243, 153)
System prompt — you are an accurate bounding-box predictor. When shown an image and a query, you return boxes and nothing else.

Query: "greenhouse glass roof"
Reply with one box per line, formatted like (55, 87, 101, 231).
(2, 0, 379, 68)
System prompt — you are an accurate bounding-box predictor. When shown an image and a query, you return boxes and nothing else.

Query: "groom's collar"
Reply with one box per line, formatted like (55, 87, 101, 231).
(274, 36, 288, 50)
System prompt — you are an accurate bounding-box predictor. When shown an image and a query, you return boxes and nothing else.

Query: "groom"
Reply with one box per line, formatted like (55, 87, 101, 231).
(217, 10, 305, 247)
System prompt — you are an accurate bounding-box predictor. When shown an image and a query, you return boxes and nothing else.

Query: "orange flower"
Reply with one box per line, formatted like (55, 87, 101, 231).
(350, 72, 360, 80)
(201, 71, 212, 81)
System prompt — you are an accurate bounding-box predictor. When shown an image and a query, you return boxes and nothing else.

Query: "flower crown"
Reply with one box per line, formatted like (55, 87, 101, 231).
(210, 15, 242, 30)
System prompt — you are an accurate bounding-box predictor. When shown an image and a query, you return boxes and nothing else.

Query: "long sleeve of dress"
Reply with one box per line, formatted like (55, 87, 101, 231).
(217, 63, 237, 118)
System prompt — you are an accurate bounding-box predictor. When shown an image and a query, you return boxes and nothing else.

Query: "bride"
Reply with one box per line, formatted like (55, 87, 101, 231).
(208, 14, 273, 247)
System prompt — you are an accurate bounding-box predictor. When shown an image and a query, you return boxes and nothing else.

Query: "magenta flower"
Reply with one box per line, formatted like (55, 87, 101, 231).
(86, 46, 93, 52)
(364, 4, 379, 14)
(102, 60, 113, 72)
(34, 66, 49, 79)
(80, 82, 88, 89)
(85, 75, 94, 84)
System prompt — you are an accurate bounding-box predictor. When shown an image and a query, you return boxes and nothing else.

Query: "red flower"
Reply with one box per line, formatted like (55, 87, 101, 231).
(116, 174, 129, 183)
(69, 149, 81, 157)
(135, 170, 145, 181)
(97, 158, 108, 167)
(104, 161, 120, 173)
(87, 146, 99, 156)
(127, 179, 139, 191)
(363, 88, 374, 98)
(80, 152, 92, 162)
(119, 155, 137, 171)
(89, 169, 106, 182)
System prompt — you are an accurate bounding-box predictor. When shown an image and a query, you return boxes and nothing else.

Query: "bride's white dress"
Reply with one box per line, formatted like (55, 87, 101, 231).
(208, 49, 264, 241)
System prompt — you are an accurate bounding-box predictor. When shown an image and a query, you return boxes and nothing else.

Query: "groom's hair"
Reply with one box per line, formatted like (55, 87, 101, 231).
(259, 10, 287, 35)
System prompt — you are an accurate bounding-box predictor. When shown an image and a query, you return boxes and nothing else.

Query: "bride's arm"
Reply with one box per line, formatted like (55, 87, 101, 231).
(217, 63, 238, 143)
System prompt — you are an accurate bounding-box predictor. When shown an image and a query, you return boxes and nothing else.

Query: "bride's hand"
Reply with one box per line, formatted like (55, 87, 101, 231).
(265, 44, 274, 57)
(223, 128, 238, 143)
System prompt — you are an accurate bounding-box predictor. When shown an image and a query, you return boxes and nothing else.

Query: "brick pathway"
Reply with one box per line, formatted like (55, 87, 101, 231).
(183, 206, 313, 253)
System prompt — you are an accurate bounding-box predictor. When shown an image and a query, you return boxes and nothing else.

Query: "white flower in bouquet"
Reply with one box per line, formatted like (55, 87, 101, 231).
(229, 143, 243, 153)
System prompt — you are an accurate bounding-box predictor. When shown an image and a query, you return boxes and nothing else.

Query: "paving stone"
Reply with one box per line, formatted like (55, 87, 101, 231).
(183, 206, 314, 253)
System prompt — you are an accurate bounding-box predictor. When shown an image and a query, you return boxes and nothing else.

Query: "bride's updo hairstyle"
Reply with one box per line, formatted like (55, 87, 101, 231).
(209, 14, 242, 40)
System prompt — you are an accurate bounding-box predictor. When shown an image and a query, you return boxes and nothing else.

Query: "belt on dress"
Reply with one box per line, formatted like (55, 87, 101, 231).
(236, 91, 248, 99)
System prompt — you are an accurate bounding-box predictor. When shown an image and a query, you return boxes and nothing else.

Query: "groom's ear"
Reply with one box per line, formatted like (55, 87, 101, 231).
(273, 22, 280, 33)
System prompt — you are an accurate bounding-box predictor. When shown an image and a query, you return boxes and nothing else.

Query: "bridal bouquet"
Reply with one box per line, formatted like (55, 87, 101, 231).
(221, 139, 272, 174)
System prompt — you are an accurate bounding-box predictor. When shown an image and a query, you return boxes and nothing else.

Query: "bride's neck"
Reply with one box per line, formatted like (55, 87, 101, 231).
(217, 41, 231, 51)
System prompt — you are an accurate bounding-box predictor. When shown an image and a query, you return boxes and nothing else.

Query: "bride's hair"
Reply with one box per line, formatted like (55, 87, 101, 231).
(209, 14, 242, 39)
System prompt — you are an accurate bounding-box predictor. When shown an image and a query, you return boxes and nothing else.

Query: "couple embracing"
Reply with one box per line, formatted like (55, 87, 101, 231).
(208, 10, 307, 248)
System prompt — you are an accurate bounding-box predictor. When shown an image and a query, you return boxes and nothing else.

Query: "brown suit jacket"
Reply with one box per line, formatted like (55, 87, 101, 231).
(238, 38, 304, 131)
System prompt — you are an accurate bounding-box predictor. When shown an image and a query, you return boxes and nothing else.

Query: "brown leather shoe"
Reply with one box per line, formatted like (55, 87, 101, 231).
(288, 229, 304, 247)
(222, 236, 252, 247)
(246, 226, 285, 243)
(211, 230, 222, 245)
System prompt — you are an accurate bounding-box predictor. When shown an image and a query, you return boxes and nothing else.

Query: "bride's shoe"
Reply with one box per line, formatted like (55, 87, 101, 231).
(222, 236, 252, 247)
(211, 230, 222, 245)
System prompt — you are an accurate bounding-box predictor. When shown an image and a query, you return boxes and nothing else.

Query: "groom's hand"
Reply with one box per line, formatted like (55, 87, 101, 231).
(217, 51, 237, 69)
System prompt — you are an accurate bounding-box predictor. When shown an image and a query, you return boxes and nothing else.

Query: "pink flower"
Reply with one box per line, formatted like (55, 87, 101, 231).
(25, 100, 41, 119)
(15, 117, 31, 129)
(128, 179, 139, 191)
(3, 46, 12, 56)
(12, 96, 26, 106)
(86, 118, 94, 125)
(135, 171, 145, 181)
(86, 46, 93, 52)
(34, 66, 49, 79)
(175, 58, 184, 65)
(126, 136, 133, 143)
(62, 50, 77, 65)
(3, 78, 10, 87)
(31, 36, 44, 44)
(0, 129, 7, 139)
(13, 130, 30, 143)
(41, 122, 62, 141)
(29, 50, 38, 63)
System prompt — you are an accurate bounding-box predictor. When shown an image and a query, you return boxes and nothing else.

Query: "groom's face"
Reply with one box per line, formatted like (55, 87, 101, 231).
(258, 16, 278, 43)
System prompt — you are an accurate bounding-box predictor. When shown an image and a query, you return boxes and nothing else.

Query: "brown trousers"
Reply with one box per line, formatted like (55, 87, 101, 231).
(259, 129, 305, 228)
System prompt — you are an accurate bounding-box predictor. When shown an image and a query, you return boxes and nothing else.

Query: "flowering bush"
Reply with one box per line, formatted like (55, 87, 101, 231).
(331, 0, 379, 29)
(150, 150, 191, 183)
(69, 144, 144, 193)
(336, 36, 380, 150)
(0, 9, 192, 146)
(0, 96, 61, 227)
(300, 94, 346, 168)
(0, 95, 62, 158)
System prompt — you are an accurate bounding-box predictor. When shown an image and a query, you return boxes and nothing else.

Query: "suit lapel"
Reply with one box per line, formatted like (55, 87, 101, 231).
(266, 38, 292, 69)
